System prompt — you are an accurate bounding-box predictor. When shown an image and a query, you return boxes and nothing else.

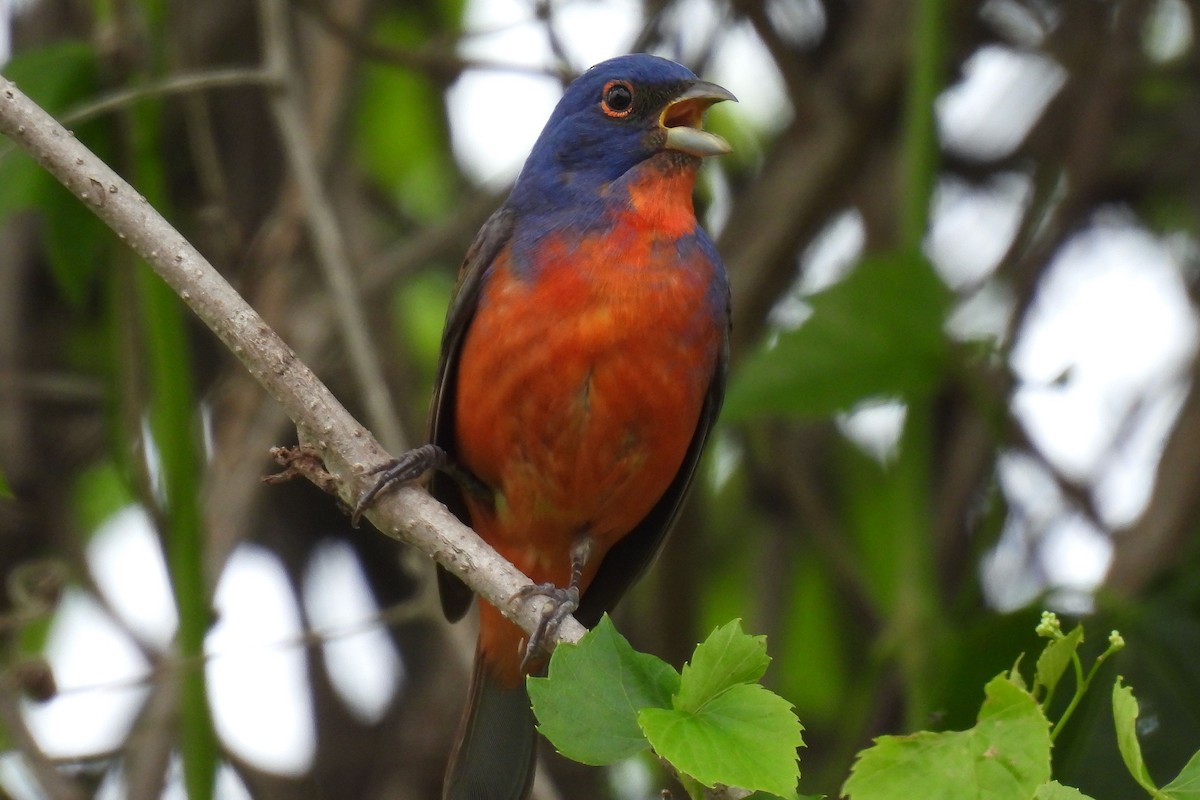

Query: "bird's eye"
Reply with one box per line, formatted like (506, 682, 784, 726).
(600, 80, 635, 118)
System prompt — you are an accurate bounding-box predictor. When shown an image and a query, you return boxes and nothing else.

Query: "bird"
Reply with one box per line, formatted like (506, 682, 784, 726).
(358, 53, 734, 800)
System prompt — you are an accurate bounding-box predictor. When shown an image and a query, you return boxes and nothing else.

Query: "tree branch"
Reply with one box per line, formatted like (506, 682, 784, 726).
(0, 74, 586, 648)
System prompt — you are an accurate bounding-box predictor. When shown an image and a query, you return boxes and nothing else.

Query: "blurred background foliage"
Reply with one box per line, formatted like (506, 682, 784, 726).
(1, 0, 1199, 798)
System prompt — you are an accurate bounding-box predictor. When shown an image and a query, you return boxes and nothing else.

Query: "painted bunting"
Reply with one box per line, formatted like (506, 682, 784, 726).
(360, 53, 733, 800)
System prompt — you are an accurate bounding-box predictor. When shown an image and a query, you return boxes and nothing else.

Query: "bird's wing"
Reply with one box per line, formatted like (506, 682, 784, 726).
(429, 207, 516, 622)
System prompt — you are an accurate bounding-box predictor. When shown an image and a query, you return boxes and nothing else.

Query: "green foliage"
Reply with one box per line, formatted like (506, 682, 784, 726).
(71, 462, 135, 536)
(776, 560, 848, 725)
(1113, 677, 1200, 799)
(355, 12, 458, 220)
(0, 42, 111, 305)
(528, 615, 678, 765)
(1164, 752, 1200, 799)
(529, 617, 803, 799)
(843, 675, 1051, 800)
(1034, 624, 1085, 705)
(640, 621, 803, 799)
(1030, 613, 1124, 741)
(1114, 677, 1162, 797)
(0, 42, 98, 211)
(723, 252, 951, 421)
(532, 614, 1200, 800)
(0, 470, 11, 499)
(394, 269, 456, 378)
(1035, 782, 1097, 799)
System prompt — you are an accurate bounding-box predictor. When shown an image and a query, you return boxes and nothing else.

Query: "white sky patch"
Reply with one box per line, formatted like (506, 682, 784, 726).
(553, 0, 643, 71)
(991, 219, 1199, 598)
(0, 754, 40, 800)
(937, 45, 1066, 161)
(1039, 514, 1114, 592)
(982, 520, 1047, 611)
(94, 757, 252, 800)
(0, 0, 38, 66)
(765, 0, 825, 47)
(708, 20, 793, 134)
(22, 590, 151, 758)
(946, 278, 1015, 343)
(799, 210, 865, 294)
(302, 540, 404, 725)
(1092, 380, 1189, 528)
(653, 0, 722, 65)
(449, 0, 641, 186)
(928, 172, 1032, 288)
(837, 400, 907, 464)
(980, 0, 1054, 48)
(446, 70, 561, 186)
(207, 545, 316, 775)
(449, 0, 564, 186)
(1, 1, 10, 67)
(984, 452, 1068, 609)
(1143, 0, 1193, 63)
(1012, 219, 1199, 484)
(766, 210, 864, 332)
(87, 505, 178, 649)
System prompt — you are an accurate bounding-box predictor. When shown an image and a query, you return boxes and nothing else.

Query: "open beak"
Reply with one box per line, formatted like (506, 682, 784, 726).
(662, 80, 737, 158)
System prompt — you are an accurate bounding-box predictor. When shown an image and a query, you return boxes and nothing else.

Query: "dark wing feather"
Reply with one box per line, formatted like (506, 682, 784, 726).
(575, 316, 730, 629)
(429, 207, 516, 622)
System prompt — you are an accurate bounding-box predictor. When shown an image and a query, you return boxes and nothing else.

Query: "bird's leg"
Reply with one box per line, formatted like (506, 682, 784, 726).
(516, 533, 594, 672)
(351, 443, 447, 527)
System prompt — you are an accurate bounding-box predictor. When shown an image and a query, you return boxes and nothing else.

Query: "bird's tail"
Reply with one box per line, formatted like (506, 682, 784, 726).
(443, 646, 538, 800)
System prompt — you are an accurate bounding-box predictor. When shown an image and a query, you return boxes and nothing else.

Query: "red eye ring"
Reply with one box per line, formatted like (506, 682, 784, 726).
(600, 80, 635, 118)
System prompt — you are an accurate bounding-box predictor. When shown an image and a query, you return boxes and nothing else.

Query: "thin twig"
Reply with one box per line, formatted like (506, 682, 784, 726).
(0, 74, 587, 649)
(63, 68, 279, 126)
(0, 68, 280, 166)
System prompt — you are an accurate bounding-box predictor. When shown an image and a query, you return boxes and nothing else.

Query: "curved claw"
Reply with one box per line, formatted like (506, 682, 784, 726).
(515, 582, 580, 672)
(351, 443, 446, 527)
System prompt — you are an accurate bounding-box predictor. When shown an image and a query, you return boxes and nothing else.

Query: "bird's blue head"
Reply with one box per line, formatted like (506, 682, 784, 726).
(508, 54, 735, 214)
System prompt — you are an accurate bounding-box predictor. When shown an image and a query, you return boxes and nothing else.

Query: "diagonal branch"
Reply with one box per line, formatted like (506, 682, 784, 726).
(0, 74, 586, 648)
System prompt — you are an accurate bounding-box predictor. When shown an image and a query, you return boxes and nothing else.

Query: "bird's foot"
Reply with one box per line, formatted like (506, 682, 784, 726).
(515, 582, 580, 672)
(351, 443, 446, 527)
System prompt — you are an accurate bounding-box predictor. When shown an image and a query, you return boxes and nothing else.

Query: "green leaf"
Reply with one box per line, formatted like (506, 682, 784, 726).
(724, 252, 951, 420)
(72, 462, 135, 538)
(0, 470, 11, 498)
(528, 615, 679, 765)
(842, 674, 1051, 800)
(354, 12, 457, 220)
(1, 42, 109, 305)
(776, 559, 848, 724)
(394, 270, 455, 379)
(1035, 625, 1084, 700)
(675, 619, 770, 712)
(1034, 781, 1097, 799)
(1113, 677, 1161, 796)
(0, 42, 99, 209)
(1163, 749, 1200, 799)
(641, 681, 803, 798)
